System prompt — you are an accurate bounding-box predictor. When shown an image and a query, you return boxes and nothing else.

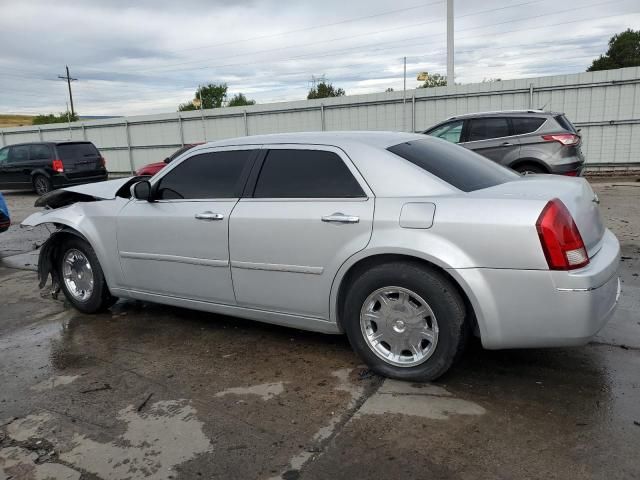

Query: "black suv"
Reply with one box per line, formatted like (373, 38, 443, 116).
(422, 110, 585, 176)
(0, 141, 108, 195)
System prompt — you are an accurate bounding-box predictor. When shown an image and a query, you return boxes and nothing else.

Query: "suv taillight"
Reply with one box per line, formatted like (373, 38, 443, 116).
(536, 199, 589, 270)
(541, 133, 580, 146)
(52, 159, 64, 173)
(99, 157, 106, 167)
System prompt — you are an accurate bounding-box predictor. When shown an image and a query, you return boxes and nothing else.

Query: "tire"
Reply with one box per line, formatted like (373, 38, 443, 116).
(513, 162, 546, 175)
(58, 237, 115, 313)
(33, 174, 52, 195)
(342, 261, 468, 382)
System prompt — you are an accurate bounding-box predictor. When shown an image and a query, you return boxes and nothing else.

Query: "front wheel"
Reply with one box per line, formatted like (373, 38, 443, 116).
(342, 262, 468, 381)
(58, 237, 116, 313)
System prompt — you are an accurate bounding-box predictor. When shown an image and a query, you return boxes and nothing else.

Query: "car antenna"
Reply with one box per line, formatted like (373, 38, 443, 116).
(539, 99, 551, 111)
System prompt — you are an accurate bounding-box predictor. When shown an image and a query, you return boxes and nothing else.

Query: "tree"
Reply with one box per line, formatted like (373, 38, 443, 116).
(32, 111, 79, 125)
(227, 93, 256, 107)
(588, 29, 640, 72)
(178, 83, 228, 111)
(307, 81, 345, 99)
(418, 73, 447, 88)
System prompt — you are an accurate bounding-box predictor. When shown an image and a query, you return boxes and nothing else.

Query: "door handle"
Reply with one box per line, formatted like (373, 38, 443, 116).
(321, 213, 360, 224)
(501, 142, 514, 146)
(195, 211, 224, 221)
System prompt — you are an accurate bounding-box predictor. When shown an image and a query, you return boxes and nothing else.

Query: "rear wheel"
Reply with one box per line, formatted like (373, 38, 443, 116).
(513, 162, 546, 175)
(342, 262, 468, 381)
(58, 237, 116, 313)
(33, 174, 52, 195)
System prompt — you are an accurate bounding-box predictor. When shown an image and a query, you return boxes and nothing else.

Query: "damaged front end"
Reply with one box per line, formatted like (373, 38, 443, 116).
(23, 176, 143, 295)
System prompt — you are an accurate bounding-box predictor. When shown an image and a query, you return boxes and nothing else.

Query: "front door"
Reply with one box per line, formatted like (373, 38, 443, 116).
(0, 145, 32, 188)
(117, 147, 257, 304)
(229, 146, 374, 319)
(461, 117, 520, 165)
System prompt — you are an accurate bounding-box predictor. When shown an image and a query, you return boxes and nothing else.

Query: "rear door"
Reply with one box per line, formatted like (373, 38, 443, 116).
(55, 142, 103, 177)
(461, 117, 519, 165)
(229, 145, 374, 319)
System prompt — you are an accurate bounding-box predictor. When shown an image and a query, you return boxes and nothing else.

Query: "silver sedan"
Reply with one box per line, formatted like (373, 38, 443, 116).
(23, 132, 621, 381)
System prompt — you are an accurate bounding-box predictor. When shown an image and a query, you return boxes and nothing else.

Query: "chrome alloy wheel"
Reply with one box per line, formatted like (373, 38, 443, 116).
(62, 249, 94, 302)
(360, 286, 439, 367)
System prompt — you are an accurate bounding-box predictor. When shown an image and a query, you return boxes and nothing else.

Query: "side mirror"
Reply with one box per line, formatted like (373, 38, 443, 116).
(163, 157, 171, 164)
(131, 180, 152, 201)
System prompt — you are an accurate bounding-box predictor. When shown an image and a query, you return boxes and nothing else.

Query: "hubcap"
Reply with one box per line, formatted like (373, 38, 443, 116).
(360, 287, 439, 368)
(62, 249, 94, 302)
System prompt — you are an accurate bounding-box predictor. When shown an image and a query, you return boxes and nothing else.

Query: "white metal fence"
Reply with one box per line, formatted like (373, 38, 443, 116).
(2, 66, 639, 173)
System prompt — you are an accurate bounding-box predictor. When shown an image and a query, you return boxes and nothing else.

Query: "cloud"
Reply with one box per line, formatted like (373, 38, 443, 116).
(0, 0, 638, 116)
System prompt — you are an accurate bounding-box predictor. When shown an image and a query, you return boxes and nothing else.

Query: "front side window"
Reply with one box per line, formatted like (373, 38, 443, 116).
(427, 120, 463, 143)
(0, 147, 8, 164)
(511, 117, 545, 135)
(156, 150, 254, 200)
(29, 144, 52, 160)
(253, 149, 365, 198)
(467, 117, 510, 142)
(9, 145, 29, 162)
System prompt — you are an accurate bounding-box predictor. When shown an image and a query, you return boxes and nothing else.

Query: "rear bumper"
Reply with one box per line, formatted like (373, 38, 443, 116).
(453, 229, 621, 349)
(51, 171, 108, 188)
(549, 161, 585, 176)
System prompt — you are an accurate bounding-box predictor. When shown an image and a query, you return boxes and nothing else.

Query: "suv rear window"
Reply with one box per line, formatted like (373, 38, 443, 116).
(387, 138, 518, 192)
(554, 115, 577, 133)
(56, 142, 100, 161)
(511, 117, 545, 135)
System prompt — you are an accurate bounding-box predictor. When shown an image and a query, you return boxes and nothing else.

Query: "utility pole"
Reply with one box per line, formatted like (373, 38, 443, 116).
(58, 65, 77, 116)
(446, 0, 454, 86)
(403, 56, 407, 132)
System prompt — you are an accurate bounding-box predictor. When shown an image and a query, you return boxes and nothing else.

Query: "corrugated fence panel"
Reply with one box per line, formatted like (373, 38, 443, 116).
(1, 67, 639, 172)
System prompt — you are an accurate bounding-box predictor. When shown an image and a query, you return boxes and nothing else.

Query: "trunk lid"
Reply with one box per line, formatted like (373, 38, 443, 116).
(471, 175, 605, 257)
(55, 142, 103, 174)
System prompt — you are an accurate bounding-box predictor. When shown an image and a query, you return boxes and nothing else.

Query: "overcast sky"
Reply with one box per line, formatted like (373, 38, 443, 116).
(0, 0, 638, 116)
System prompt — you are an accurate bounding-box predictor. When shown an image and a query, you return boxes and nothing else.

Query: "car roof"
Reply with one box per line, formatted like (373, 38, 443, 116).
(198, 131, 424, 150)
(2, 141, 95, 148)
(444, 110, 562, 121)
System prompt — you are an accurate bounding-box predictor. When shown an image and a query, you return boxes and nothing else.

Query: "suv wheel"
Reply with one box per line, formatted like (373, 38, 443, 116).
(33, 174, 52, 195)
(514, 163, 546, 175)
(342, 261, 468, 381)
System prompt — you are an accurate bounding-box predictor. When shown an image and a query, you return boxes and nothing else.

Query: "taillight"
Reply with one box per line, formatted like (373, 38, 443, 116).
(52, 159, 64, 173)
(563, 171, 578, 177)
(536, 199, 589, 270)
(541, 133, 580, 146)
(99, 157, 106, 167)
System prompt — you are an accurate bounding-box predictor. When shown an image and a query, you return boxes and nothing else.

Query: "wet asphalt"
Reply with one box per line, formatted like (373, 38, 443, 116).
(0, 181, 639, 480)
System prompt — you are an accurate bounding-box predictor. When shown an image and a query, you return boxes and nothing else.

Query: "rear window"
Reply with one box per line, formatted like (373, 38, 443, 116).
(511, 117, 546, 135)
(554, 115, 577, 133)
(387, 138, 518, 192)
(56, 142, 100, 161)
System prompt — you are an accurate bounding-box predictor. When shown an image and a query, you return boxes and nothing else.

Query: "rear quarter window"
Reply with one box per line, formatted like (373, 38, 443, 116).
(554, 115, 577, 133)
(387, 138, 518, 192)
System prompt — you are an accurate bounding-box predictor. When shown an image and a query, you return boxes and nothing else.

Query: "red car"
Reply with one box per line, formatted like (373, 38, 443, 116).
(135, 143, 202, 176)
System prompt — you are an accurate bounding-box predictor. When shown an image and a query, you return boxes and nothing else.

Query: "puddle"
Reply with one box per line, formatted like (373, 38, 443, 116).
(4, 400, 213, 480)
(358, 380, 486, 420)
(31, 375, 80, 392)
(214, 381, 285, 401)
